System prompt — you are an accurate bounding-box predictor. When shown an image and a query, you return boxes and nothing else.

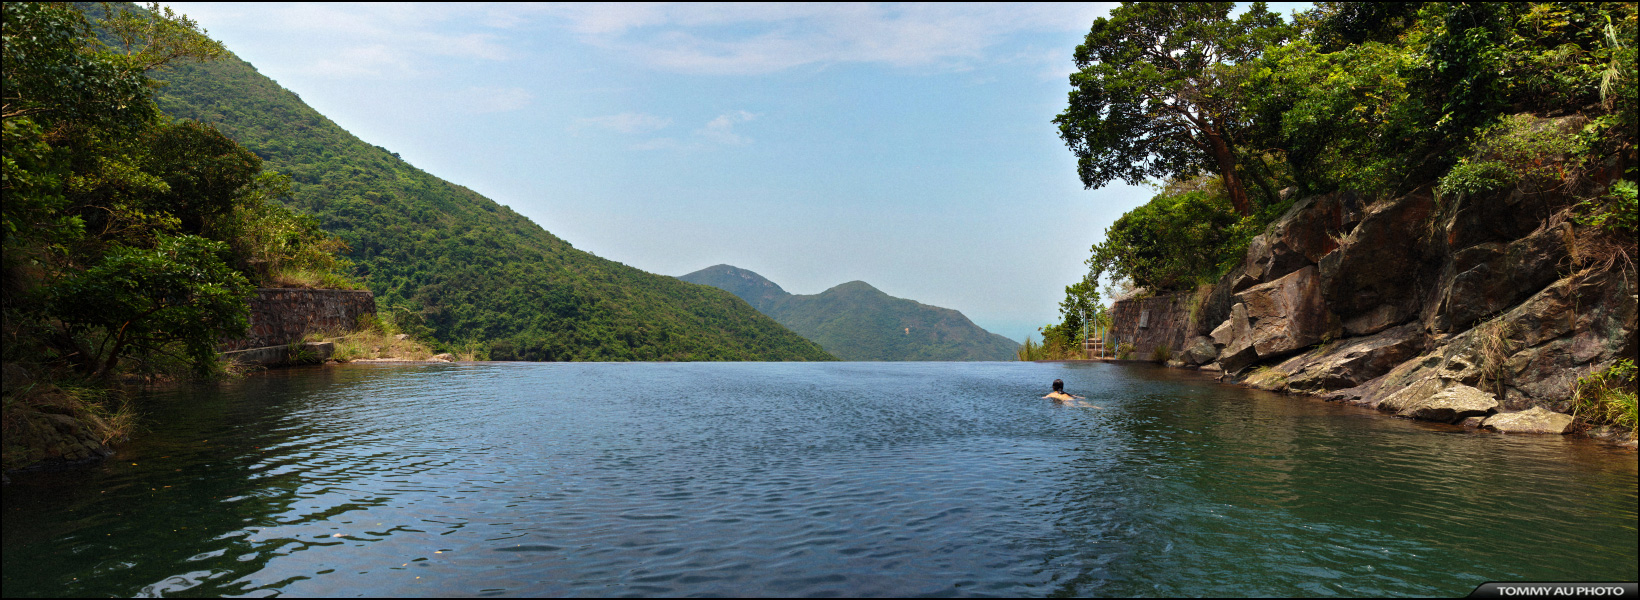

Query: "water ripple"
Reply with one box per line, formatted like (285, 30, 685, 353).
(3, 362, 1635, 597)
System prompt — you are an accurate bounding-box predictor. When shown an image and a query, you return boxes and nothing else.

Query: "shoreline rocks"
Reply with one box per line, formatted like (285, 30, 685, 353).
(1482, 407, 1576, 435)
(1108, 147, 1635, 444)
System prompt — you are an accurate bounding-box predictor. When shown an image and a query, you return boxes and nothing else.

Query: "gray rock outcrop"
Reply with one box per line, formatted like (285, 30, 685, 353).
(1179, 335, 1218, 366)
(1481, 407, 1576, 434)
(1244, 324, 1425, 393)
(1395, 384, 1500, 423)
(1214, 265, 1336, 374)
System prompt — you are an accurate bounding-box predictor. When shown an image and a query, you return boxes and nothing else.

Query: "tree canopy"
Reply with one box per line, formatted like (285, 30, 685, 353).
(1054, 2, 1292, 216)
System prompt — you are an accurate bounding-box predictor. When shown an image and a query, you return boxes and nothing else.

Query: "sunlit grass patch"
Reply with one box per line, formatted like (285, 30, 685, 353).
(1574, 359, 1638, 433)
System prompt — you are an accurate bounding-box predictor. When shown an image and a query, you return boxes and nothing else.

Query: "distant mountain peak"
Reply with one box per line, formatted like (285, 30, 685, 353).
(826, 280, 883, 295)
(704, 264, 787, 293)
(679, 265, 789, 311)
(681, 267, 1020, 361)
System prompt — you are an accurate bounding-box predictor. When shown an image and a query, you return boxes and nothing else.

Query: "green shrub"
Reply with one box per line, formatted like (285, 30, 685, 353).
(1439, 114, 1589, 199)
(1017, 337, 1039, 361)
(331, 338, 367, 362)
(1576, 180, 1639, 234)
(284, 340, 322, 364)
(1574, 359, 1638, 431)
(1438, 160, 1517, 197)
(47, 235, 252, 377)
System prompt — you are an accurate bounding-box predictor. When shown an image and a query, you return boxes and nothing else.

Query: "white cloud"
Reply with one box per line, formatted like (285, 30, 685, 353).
(165, 2, 514, 79)
(309, 43, 410, 78)
(629, 137, 686, 151)
(462, 87, 534, 114)
(167, 3, 1115, 78)
(617, 110, 758, 149)
(537, 3, 1113, 75)
(697, 110, 757, 145)
(574, 112, 674, 134)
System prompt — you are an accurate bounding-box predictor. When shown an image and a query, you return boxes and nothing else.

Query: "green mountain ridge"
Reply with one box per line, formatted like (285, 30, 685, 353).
(679, 265, 1020, 361)
(143, 21, 832, 362)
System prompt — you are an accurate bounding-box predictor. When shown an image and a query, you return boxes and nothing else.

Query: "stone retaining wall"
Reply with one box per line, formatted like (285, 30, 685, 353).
(1109, 292, 1196, 360)
(220, 288, 375, 351)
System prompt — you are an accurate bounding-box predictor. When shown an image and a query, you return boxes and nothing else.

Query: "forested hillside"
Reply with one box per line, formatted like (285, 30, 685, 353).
(680, 265, 1020, 361)
(136, 8, 831, 362)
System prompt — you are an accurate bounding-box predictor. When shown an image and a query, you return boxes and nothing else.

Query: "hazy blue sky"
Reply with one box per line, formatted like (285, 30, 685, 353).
(162, 2, 1310, 343)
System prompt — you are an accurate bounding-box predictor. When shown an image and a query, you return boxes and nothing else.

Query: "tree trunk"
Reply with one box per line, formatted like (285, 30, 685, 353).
(1205, 131, 1254, 216)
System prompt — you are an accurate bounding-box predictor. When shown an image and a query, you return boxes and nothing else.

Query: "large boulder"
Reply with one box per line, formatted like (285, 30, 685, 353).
(1481, 407, 1575, 434)
(1178, 335, 1218, 366)
(1196, 269, 1241, 337)
(1376, 376, 1450, 413)
(1226, 191, 1366, 293)
(1236, 265, 1334, 360)
(1465, 267, 1637, 409)
(1213, 302, 1259, 372)
(1331, 264, 1635, 415)
(1395, 384, 1499, 423)
(1242, 233, 1314, 287)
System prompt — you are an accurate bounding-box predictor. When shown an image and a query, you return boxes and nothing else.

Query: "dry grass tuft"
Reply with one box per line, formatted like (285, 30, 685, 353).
(1474, 318, 1517, 397)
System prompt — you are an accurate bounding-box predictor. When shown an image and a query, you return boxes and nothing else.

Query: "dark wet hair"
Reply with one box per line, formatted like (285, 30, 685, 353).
(1052, 379, 1064, 392)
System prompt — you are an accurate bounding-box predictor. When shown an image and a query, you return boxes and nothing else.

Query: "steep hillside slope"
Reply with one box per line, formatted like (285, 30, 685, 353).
(148, 39, 831, 361)
(680, 265, 1020, 361)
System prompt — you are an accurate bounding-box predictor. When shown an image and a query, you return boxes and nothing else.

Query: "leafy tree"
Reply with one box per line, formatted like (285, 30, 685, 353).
(96, 2, 225, 72)
(1055, 2, 1292, 216)
(0, 2, 151, 126)
(47, 235, 251, 377)
(144, 119, 263, 233)
(1302, 2, 1425, 52)
(205, 172, 354, 284)
(1047, 275, 1101, 348)
(1087, 187, 1243, 291)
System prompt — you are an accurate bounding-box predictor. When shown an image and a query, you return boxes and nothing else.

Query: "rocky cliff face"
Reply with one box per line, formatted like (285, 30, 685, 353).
(1113, 167, 1635, 434)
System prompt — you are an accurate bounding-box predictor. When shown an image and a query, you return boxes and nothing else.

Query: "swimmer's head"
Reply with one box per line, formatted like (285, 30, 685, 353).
(1052, 379, 1064, 393)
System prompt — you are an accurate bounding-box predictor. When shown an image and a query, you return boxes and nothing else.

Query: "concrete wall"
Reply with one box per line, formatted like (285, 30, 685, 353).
(220, 288, 375, 351)
(1108, 291, 1196, 360)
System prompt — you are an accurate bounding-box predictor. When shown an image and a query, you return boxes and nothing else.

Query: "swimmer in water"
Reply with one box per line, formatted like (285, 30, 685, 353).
(1044, 379, 1080, 402)
(1044, 379, 1100, 408)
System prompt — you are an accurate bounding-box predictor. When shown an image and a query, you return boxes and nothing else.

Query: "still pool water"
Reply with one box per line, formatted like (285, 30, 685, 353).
(3, 362, 1636, 597)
